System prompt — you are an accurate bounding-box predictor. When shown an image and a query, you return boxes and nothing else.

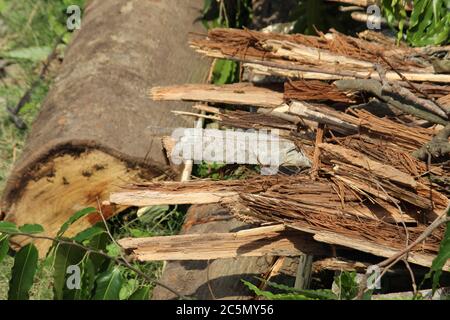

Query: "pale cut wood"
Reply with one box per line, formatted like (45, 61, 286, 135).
(245, 63, 450, 83)
(110, 190, 238, 207)
(150, 83, 284, 108)
(8, 150, 152, 254)
(319, 143, 417, 188)
(118, 225, 309, 261)
(312, 258, 369, 272)
(151, 204, 318, 300)
(263, 39, 374, 69)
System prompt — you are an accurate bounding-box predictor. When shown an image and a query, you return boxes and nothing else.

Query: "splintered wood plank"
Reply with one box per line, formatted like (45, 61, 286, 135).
(110, 190, 238, 206)
(150, 83, 284, 108)
(319, 143, 417, 188)
(118, 225, 309, 261)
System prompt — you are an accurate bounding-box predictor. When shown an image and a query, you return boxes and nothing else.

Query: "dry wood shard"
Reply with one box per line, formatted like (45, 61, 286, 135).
(118, 225, 311, 261)
(150, 83, 284, 108)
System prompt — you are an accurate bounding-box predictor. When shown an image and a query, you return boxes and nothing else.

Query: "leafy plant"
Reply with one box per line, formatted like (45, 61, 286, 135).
(242, 273, 362, 300)
(243, 271, 377, 300)
(0, 206, 181, 300)
(201, 0, 252, 85)
(382, 0, 450, 46)
(333, 271, 362, 300)
(290, 0, 358, 35)
(424, 206, 450, 292)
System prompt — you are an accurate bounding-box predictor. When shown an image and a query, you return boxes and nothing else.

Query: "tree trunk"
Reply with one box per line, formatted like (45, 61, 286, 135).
(1, 0, 210, 252)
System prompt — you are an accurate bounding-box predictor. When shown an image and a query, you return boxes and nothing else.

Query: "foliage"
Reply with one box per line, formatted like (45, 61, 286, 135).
(201, 0, 252, 85)
(0, 205, 183, 300)
(0, 0, 85, 191)
(424, 207, 450, 292)
(242, 273, 361, 300)
(382, 0, 450, 46)
(290, 0, 358, 35)
(261, 279, 337, 300)
(333, 271, 362, 300)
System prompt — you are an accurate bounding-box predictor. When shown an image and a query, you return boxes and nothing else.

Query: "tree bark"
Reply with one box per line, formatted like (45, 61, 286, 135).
(1, 0, 210, 252)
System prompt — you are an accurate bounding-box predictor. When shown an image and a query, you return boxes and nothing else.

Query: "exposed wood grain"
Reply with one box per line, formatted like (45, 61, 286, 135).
(150, 83, 284, 108)
(119, 225, 316, 261)
(110, 190, 239, 206)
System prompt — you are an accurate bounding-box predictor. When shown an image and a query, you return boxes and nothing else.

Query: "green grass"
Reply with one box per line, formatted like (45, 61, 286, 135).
(0, 0, 83, 192)
(0, 0, 80, 300)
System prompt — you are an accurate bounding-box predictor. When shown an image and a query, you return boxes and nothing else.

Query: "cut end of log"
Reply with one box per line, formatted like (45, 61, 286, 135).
(2, 147, 166, 254)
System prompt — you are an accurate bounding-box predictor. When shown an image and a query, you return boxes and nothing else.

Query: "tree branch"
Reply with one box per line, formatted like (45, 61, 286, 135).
(413, 124, 450, 161)
(335, 79, 449, 125)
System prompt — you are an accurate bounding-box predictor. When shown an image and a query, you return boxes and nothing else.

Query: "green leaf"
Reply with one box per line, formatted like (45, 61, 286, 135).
(129, 286, 151, 300)
(0, 237, 9, 264)
(106, 243, 122, 258)
(119, 279, 139, 300)
(212, 59, 237, 85)
(52, 243, 86, 300)
(73, 226, 105, 243)
(257, 278, 337, 300)
(2, 46, 51, 62)
(409, 0, 430, 29)
(85, 231, 110, 273)
(333, 271, 359, 300)
(427, 208, 450, 291)
(0, 221, 19, 234)
(65, 257, 96, 300)
(137, 205, 169, 224)
(93, 268, 124, 300)
(8, 244, 39, 300)
(19, 224, 44, 235)
(242, 280, 313, 300)
(57, 207, 97, 238)
(128, 228, 152, 238)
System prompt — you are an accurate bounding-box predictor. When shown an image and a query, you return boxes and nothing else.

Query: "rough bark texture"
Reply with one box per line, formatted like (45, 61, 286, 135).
(1, 0, 210, 245)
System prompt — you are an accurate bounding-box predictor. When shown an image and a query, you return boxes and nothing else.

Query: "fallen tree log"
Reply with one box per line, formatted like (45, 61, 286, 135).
(0, 0, 210, 253)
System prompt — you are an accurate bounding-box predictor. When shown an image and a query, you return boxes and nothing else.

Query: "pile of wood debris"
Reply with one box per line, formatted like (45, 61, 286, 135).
(111, 28, 450, 275)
